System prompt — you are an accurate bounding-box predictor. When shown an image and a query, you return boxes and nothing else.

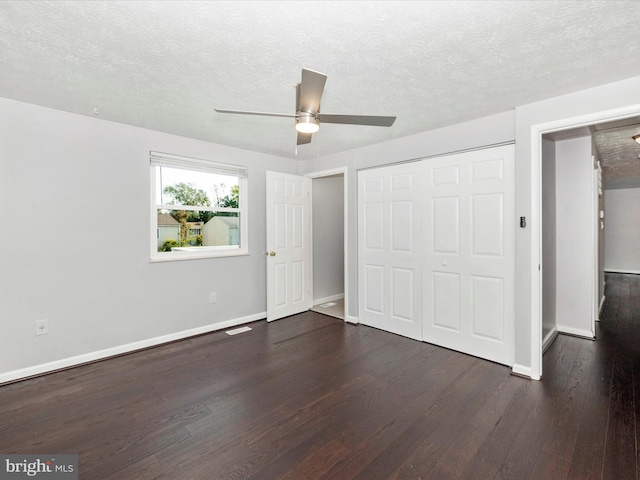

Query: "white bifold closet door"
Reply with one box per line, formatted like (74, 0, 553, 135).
(357, 144, 514, 366)
(423, 145, 514, 366)
(358, 162, 423, 340)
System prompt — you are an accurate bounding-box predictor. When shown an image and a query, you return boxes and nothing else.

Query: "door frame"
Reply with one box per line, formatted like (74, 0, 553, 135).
(305, 167, 349, 322)
(530, 103, 640, 380)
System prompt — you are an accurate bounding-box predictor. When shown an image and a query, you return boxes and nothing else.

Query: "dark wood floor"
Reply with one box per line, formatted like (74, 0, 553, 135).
(1, 273, 638, 479)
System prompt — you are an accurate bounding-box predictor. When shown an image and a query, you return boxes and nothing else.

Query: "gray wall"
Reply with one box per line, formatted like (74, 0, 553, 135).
(312, 175, 344, 301)
(541, 138, 557, 341)
(0, 97, 298, 380)
(605, 188, 640, 274)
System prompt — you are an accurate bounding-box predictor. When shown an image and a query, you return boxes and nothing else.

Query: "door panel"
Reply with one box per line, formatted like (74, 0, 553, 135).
(358, 162, 423, 340)
(364, 264, 384, 314)
(433, 196, 460, 254)
(471, 275, 504, 341)
(391, 201, 413, 251)
(433, 272, 461, 331)
(423, 145, 514, 365)
(364, 203, 384, 249)
(471, 194, 503, 256)
(266, 171, 311, 321)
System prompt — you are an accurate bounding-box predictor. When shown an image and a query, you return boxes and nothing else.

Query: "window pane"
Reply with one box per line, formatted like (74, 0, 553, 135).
(156, 166, 239, 208)
(156, 209, 240, 252)
(201, 212, 240, 247)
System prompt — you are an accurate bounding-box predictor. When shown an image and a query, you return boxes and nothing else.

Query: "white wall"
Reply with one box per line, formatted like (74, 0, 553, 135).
(541, 138, 557, 342)
(0, 97, 297, 382)
(312, 175, 344, 302)
(555, 136, 594, 337)
(605, 188, 640, 274)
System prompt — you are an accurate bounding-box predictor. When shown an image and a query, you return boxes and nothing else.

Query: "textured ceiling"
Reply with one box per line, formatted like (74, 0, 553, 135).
(1, 1, 640, 160)
(593, 121, 640, 189)
(546, 117, 640, 189)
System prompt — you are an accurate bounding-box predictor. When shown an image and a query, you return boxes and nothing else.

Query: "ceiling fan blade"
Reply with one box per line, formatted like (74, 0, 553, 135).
(318, 113, 396, 127)
(299, 69, 327, 114)
(297, 132, 312, 145)
(214, 108, 296, 119)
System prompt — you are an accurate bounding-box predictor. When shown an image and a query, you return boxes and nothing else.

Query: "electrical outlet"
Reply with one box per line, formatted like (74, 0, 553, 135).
(209, 292, 217, 304)
(36, 319, 48, 336)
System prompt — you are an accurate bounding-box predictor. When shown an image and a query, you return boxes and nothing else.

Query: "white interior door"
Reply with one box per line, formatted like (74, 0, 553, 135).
(358, 162, 423, 340)
(266, 171, 312, 322)
(423, 145, 515, 365)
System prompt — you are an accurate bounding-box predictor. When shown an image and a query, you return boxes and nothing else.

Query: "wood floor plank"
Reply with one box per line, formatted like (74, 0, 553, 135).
(566, 392, 609, 480)
(353, 359, 508, 479)
(276, 438, 351, 480)
(474, 377, 542, 470)
(602, 350, 636, 480)
(426, 375, 524, 479)
(102, 454, 166, 480)
(530, 451, 571, 480)
(541, 380, 588, 461)
(319, 351, 476, 479)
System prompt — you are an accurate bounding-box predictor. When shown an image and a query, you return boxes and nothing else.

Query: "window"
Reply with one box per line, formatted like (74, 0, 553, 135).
(150, 151, 248, 261)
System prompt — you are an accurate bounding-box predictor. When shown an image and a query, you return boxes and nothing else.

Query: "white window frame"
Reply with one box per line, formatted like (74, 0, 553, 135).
(149, 151, 249, 262)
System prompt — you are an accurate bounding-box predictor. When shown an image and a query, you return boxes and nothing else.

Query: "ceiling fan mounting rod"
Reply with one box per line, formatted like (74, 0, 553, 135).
(296, 111, 318, 119)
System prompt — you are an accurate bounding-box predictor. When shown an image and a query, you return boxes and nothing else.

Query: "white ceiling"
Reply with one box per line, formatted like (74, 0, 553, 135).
(1, 1, 640, 160)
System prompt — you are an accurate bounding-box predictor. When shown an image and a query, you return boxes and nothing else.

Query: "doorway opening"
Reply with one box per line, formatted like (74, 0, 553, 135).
(307, 168, 347, 320)
(532, 106, 640, 378)
(540, 128, 597, 355)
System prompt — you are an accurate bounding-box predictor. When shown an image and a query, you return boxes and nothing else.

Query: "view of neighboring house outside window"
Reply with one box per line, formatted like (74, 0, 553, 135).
(150, 152, 248, 261)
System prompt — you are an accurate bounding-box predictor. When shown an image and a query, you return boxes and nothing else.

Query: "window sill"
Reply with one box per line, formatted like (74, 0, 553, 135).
(150, 248, 249, 263)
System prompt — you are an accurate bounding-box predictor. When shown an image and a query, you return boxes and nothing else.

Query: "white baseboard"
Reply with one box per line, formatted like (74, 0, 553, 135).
(313, 293, 345, 305)
(557, 325, 594, 339)
(512, 364, 539, 380)
(345, 315, 359, 325)
(604, 269, 640, 275)
(0, 311, 267, 385)
(542, 326, 559, 353)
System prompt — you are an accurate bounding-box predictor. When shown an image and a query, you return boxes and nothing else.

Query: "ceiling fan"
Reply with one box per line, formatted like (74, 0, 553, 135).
(214, 68, 396, 145)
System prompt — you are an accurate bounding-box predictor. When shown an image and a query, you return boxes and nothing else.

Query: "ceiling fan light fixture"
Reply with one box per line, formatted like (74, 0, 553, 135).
(633, 134, 640, 145)
(296, 115, 319, 134)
